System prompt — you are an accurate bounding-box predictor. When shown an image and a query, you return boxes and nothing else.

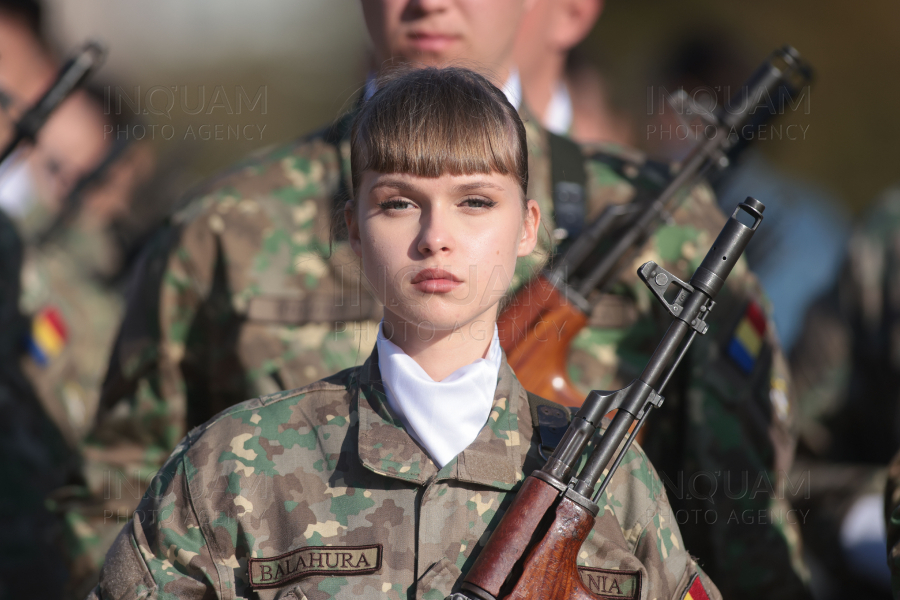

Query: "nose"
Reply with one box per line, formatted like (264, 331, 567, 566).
(417, 209, 453, 257)
(404, 0, 450, 17)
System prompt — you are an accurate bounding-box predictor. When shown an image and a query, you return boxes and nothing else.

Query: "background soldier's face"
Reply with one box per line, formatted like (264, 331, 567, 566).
(361, 0, 532, 79)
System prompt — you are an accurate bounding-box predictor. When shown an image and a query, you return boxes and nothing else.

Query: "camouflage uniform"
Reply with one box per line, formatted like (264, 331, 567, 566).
(790, 187, 900, 597)
(16, 206, 126, 447)
(11, 205, 128, 597)
(0, 208, 74, 598)
(87, 109, 808, 598)
(886, 449, 900, 598)
(88, 349, 721, 600)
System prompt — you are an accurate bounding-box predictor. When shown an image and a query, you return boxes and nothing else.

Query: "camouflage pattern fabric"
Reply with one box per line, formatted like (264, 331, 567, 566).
(791, 187, 900, 597)
(0, 208, 74, 599)
(6, 204, 129, 598)
(886, 449, 900, 598)
(82, 108, 808, 598)
(87, 350, 721, 600)
(792, 187, 900, 464)
(16, 205, 126, 447)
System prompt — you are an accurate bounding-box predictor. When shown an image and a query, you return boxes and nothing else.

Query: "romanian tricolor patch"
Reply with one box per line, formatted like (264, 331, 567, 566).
(727, 301, 766, 374)
(28, 306, 68, 366)
(682, 573, 711, 600)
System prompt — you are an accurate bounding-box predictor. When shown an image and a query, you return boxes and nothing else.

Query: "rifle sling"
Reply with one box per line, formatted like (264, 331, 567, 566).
(526, 390, 573, 453)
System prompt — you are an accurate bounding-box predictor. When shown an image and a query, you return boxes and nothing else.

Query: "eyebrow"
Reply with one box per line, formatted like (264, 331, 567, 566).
(368, 177, 506, 194)
(450, 181, 506, 193)
(368, 178, 419, 194)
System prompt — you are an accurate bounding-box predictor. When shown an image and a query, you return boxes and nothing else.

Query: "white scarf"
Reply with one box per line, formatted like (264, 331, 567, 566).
(376, 323, 501, 467)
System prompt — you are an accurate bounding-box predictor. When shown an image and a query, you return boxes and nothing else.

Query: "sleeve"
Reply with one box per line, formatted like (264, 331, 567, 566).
(89, 446, 222, 600)
(65, 209, 230, 591)
(614, 443, 724, 600)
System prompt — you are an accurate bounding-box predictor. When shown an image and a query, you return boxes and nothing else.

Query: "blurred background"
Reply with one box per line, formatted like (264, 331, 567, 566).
(3, 1, 899, 598)
(45, 0, 370, 181)
(40, 0, 900, 213)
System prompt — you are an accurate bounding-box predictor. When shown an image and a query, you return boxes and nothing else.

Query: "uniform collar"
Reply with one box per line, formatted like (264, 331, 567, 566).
(543, 80, 573, 135)
(354, 345, 534, 490)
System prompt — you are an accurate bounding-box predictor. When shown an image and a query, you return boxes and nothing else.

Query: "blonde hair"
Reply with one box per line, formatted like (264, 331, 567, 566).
(350, 66, 528, 199)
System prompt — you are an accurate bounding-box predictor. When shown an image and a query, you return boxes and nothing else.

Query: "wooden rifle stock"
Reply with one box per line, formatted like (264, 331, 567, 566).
(498, 275, 586, 407)
(497, 46, 811, 410)
(464, 474, 597, 600)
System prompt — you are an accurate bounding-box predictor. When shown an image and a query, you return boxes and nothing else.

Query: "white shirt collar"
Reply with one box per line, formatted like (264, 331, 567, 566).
(501, 68, 522, 111)
(376, 323, 502, 467)
(543, 80, 573, 135)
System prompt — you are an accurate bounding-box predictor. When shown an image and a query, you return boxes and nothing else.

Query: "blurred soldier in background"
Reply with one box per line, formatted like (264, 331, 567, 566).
(514, 4, 813, 597)
(642, 34, 880, 599)
(89, 1, 807, 597)
(512, 0, 633, 145)
(791, 188, 900, 599)
(645, 33, 850, 354)
(0, 0, 185, 595)
(886, 446, 900, 597)
(0, 0, 144, 444)
(0, 205, 74, 599)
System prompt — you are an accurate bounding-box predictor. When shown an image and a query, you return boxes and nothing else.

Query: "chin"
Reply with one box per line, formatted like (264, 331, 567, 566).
(385, 304, 497, 342)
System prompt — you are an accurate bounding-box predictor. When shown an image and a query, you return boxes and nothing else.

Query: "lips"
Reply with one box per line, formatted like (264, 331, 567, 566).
(411, 268, 462, 294)
(406, 31, 461, 54)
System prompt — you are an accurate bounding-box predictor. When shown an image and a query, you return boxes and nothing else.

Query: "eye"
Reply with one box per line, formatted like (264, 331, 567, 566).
(460, 196, 498, 209)
(377, 198, 416, 212)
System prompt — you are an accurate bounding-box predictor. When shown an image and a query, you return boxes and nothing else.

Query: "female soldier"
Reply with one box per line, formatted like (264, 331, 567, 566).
(88, 67, 720, 600)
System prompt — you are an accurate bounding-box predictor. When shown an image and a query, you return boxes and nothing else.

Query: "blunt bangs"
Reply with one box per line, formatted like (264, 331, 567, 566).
(350, 66, 528, 198)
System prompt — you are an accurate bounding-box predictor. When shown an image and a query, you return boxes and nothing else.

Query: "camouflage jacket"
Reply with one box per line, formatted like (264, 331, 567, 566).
(790, 187, 900, 594)
(17, 207, 126, 448)
(790, 188, 900, 594)
(84, 109, 807, 598)
(0, 208, 74, 598)
(886, 449, 900, 598)
(791, 186, 900, 463)
(88, 350, 720, 600)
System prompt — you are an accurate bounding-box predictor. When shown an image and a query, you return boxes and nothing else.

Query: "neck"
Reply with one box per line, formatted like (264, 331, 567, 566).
(373, 58, 512, 92)
(382, 307, 498, 381)
(519, 53, 565, 121)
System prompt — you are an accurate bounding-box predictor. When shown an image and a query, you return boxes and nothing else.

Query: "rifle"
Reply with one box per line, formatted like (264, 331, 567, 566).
(452, 196, 765, 600)
(0, 41, 106, 165)
(498, 46, 811, 406)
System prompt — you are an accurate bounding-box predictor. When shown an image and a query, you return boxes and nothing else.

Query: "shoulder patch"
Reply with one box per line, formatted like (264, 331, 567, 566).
(27, 306, 68, 366)
(577, 566, 641, 599)
(726, 300, 767, 374)
(248, 544, 382, 589)
(682, 573, 711, 600)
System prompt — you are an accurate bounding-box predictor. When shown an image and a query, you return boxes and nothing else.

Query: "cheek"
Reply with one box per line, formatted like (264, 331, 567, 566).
(358, 221, 410, 298)
(465, 224, 521, 289)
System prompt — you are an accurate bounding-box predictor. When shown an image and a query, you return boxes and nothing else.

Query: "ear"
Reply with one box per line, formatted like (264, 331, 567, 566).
(345, 201, 363, 257)
(552, 0, 603, 51)
(517, 198, 541, 257)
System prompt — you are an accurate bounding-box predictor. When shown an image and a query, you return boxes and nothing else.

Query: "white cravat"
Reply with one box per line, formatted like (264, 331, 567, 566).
(376, 323, 501, 467)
